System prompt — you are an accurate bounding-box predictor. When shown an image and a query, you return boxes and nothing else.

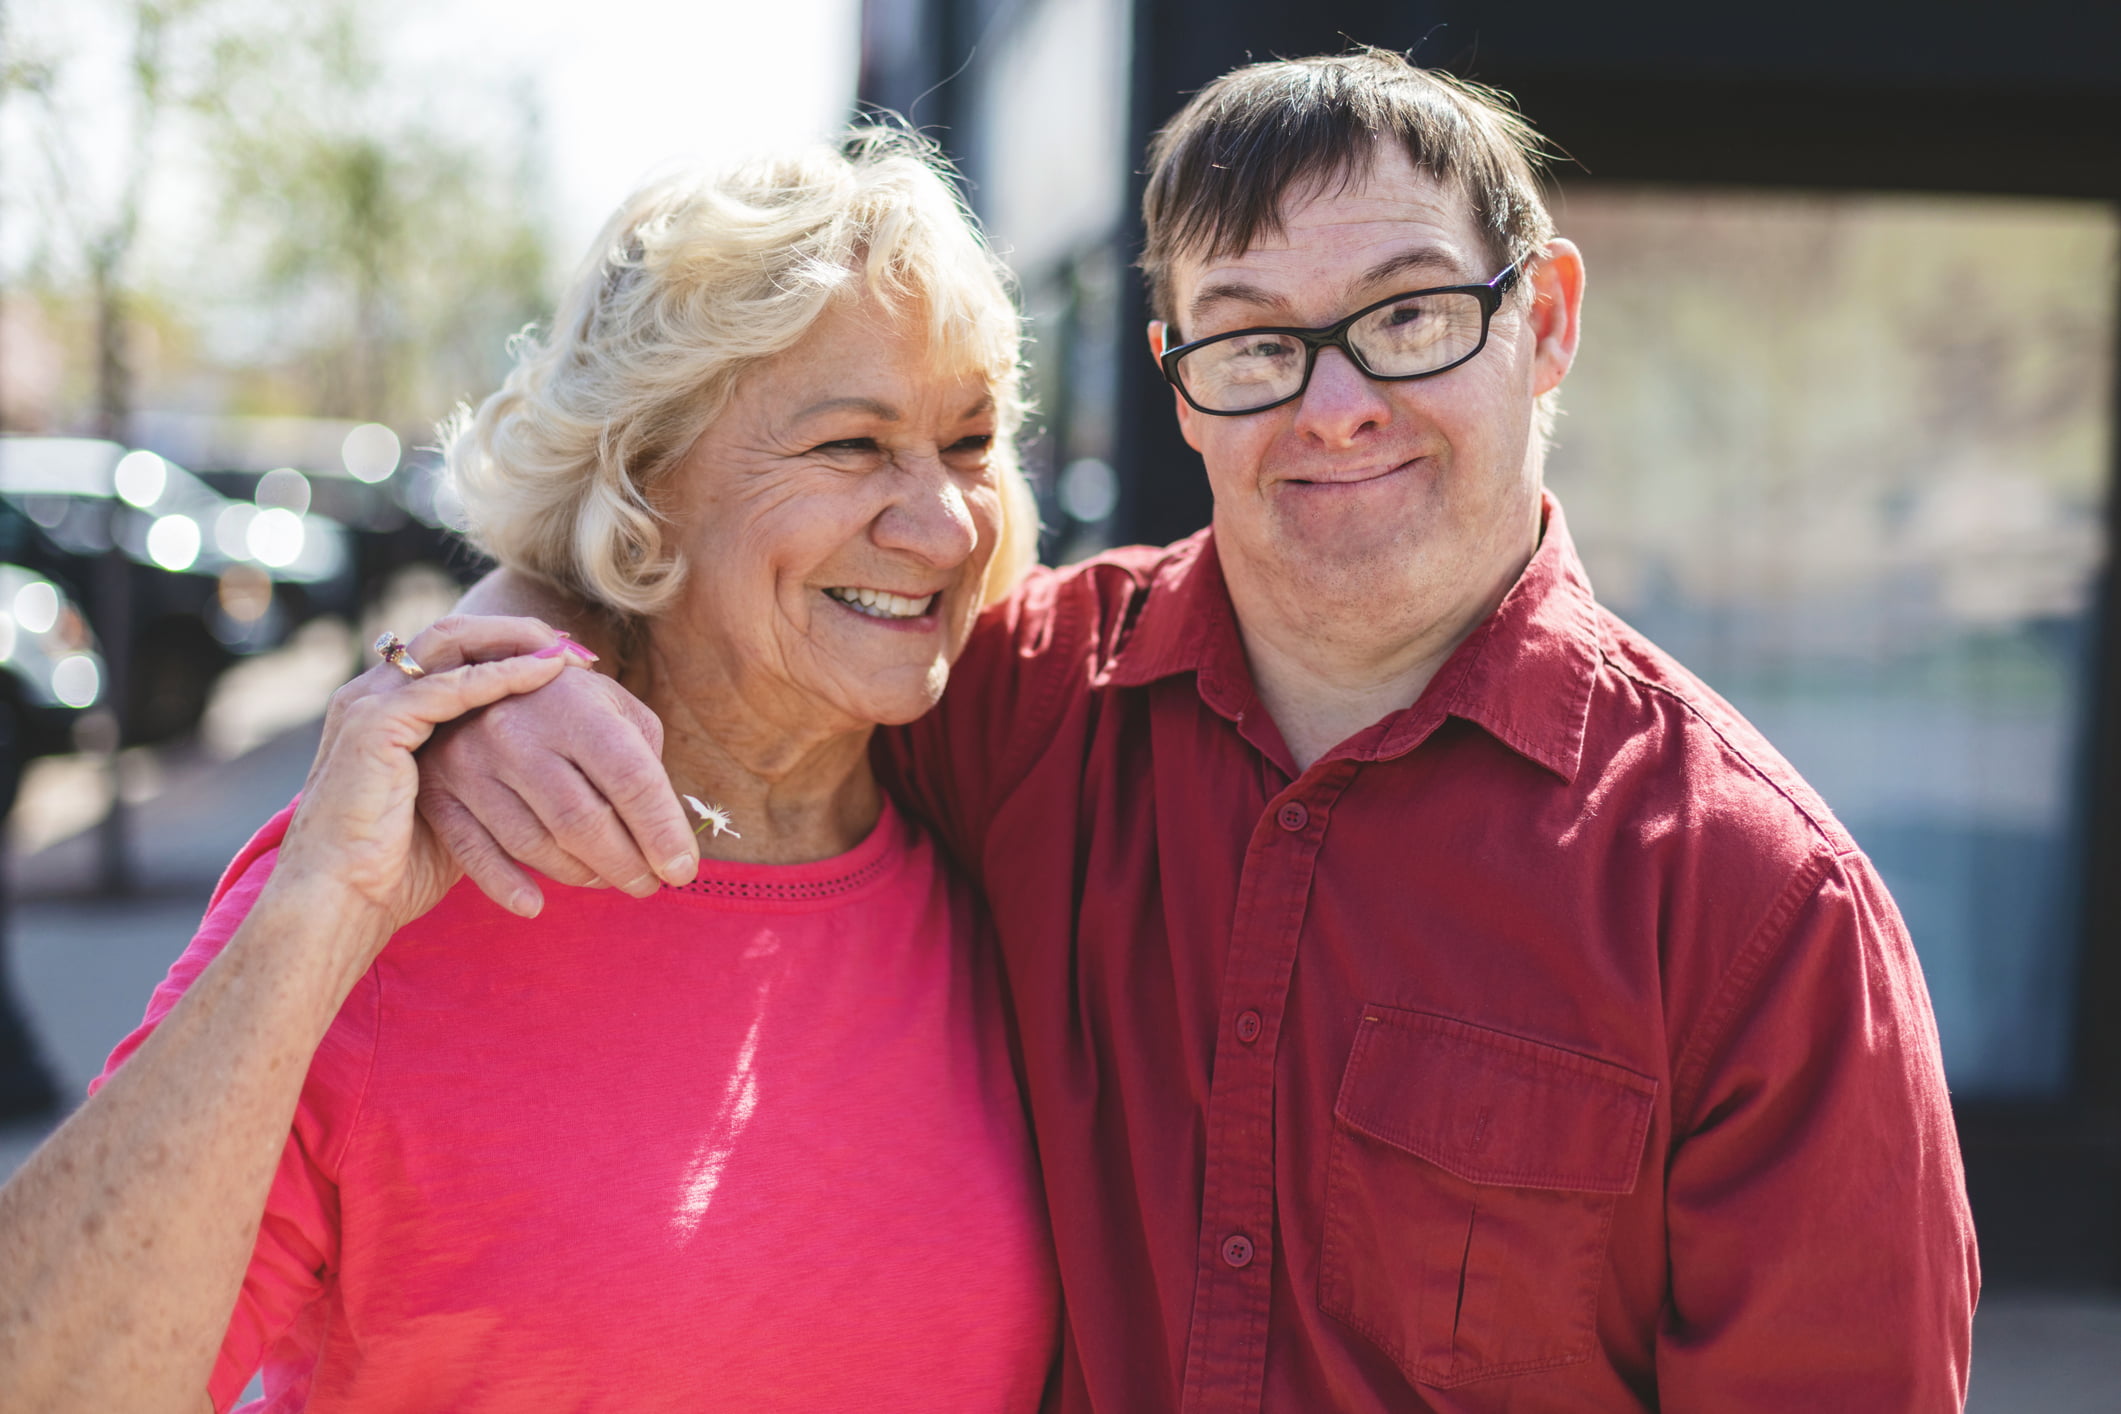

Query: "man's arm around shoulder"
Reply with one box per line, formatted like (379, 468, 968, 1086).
(420, 569, 697, 912)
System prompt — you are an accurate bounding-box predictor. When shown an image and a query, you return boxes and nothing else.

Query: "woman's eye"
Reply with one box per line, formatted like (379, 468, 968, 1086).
(814, 437, 879, 454)
(948, 434, 994, 455)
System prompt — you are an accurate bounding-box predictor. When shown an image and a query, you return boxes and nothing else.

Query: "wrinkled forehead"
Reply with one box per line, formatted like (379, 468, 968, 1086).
(853, 290, 1015, 394)
(860, 254, 1018, 366)
(738, 285, 1013, 414)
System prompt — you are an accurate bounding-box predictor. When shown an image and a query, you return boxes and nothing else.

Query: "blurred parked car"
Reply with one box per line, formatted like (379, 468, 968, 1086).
(133, 412, 491, 601)
(0, 436, 355, 749)
(0, 561, 107, 815)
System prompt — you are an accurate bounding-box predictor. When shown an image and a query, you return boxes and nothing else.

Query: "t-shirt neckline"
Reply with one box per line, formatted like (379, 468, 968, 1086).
(666, 794, 909, 904)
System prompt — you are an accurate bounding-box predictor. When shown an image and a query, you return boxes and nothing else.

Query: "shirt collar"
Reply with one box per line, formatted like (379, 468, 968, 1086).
(1105, 491, 1601, 782)
(1102, 528, 1242, 703)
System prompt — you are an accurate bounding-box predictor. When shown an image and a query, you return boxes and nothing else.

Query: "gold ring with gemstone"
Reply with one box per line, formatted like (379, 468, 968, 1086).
(374, 631, 427, 679)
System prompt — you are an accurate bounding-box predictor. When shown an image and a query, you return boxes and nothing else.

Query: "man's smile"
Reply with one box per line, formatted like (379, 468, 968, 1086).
(1277, 454, 1428, 489)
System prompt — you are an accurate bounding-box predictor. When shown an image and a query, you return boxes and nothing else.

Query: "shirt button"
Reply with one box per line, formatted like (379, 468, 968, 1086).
(1277, 801, 1309, 832)
(1222, 1233, 1255, 1268)
(1235, 1009, 1263, 1044)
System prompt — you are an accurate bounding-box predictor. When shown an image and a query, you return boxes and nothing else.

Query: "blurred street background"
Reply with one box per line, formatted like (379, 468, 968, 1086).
(5, 0, 2121, 1406)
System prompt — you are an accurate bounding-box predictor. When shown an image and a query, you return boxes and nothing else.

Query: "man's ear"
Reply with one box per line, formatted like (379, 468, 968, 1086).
(1527, 238, 1585, 398)
(1147, 321, 1206, 452)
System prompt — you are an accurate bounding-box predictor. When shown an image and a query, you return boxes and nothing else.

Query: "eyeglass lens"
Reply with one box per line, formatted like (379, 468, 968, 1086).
(1174, 289, 1491, 413)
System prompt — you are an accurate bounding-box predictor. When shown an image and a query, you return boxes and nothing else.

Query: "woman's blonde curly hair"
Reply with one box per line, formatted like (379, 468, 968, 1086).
(445, 126, 1038, 619)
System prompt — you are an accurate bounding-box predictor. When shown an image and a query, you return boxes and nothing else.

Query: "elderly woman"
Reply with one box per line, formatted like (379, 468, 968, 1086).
(0, 130, 1056, 1411)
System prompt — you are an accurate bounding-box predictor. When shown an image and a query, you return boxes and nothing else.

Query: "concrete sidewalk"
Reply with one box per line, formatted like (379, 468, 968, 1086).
(2, 718, 2117, 1408)
(0, 716, 322, 1177)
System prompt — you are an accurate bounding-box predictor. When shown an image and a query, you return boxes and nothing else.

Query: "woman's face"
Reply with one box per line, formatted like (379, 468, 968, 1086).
(649, 294, 1006, 736)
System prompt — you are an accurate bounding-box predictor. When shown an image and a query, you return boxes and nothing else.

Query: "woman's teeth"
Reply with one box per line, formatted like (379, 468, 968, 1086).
(825, 587, 935, 620)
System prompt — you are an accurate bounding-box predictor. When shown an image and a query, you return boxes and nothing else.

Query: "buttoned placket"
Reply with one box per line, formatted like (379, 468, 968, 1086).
(1178, 757, 1359, 1414)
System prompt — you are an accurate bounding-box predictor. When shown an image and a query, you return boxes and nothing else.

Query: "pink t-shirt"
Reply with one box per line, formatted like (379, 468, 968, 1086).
(94, 798, 1058, 1412)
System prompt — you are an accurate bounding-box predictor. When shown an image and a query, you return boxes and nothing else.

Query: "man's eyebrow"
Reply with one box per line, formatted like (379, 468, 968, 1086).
(1358, 244, 1470, 290)
(1184, 279, 1287, 328)
(1183, 245, 1473, 330)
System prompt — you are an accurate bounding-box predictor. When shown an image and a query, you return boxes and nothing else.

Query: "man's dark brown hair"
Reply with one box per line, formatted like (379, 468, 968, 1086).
(1140, 48, 1557, 327)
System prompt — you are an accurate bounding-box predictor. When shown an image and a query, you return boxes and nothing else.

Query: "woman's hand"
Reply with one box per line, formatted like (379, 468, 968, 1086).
(269, 617, 582, 955)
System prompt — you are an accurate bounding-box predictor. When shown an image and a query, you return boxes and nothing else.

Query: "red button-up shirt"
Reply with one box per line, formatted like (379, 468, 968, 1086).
(878, 496, 1977, 1413)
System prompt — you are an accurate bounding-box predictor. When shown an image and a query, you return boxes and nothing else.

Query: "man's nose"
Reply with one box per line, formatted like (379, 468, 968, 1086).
(875, 454, 979, 567)
(1291, 346, 1392, 446)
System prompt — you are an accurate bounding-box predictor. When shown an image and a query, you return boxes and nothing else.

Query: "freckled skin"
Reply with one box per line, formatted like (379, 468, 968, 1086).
(1149, 145, 1584, 767)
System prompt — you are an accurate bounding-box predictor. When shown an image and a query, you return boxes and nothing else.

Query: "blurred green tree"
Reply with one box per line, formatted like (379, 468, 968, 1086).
(2, 0, 223, 443)
(1, 0, 552, 432)
(205, 1, 552, 425)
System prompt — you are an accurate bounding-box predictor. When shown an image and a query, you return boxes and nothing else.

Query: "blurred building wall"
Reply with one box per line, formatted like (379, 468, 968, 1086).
(1552, 187, 2114, 1102)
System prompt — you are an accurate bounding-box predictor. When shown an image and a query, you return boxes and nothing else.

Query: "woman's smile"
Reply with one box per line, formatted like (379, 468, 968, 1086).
(822, 584, 943, 625)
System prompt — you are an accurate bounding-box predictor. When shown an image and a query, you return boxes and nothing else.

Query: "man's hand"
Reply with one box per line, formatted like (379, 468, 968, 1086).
(417, 665, 700, 914)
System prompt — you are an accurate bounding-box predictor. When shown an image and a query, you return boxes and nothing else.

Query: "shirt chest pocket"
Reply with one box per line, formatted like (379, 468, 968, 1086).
(1319, 1007, 1657, 1389)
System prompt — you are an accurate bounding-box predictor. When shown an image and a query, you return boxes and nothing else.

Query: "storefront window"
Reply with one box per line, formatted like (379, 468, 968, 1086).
(1551, 188, 2116, 1098)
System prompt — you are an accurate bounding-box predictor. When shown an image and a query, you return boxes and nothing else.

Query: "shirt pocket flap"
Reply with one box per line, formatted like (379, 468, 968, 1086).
(1334, 1008, 1658, 1194)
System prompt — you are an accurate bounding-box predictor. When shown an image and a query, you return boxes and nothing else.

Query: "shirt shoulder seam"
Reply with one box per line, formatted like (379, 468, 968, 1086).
(333, 963, 384, 1186)
(1598, 648, 1855, 858)
(1668, 850, 1841, 1128)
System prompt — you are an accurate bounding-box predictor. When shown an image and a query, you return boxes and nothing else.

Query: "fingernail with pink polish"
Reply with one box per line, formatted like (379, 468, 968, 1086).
(562, 641, 599, 662)
(532, 644, 570, 659)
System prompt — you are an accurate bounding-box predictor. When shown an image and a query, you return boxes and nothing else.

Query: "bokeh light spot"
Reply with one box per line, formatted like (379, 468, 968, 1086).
(343, 423, 402, 483)
(147, 514, 202, 571)
(52, 654, 101, 708)
(216, 503, 259, 560)
(113, 449, 167, 509)
(247, 507, 306, 568)
(256, 467, 312, 515)
(13, 580, 59, 635)
(1059, 457, 1120, 524)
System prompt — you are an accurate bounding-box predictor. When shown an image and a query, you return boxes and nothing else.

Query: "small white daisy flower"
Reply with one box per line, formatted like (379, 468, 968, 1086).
(683, 794, 741, 840)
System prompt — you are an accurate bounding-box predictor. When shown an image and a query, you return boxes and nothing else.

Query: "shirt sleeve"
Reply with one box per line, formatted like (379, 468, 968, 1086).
(88, 803, 379, 1413)
(1656, 850, 1979, 1411)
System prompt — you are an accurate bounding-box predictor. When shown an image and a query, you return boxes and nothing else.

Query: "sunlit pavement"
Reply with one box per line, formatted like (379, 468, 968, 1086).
(2, 717, 2117, 1408)
(0, 714, 323, 1178)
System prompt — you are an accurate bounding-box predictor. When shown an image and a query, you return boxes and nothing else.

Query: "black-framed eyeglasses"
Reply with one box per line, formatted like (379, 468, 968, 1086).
(1158, 262, 1522, 416)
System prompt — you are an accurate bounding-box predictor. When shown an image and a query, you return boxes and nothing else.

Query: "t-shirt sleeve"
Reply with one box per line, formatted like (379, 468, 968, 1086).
(875, 565, 1082, 878)
(1656, 851, 1978, 1410)
(88, 802, 379, 1413)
